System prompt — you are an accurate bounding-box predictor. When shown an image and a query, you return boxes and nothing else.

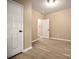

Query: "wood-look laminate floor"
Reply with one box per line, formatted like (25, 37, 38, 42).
(9, 38, 71, 59)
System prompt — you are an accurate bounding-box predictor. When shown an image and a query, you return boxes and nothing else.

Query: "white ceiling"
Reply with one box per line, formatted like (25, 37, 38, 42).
(32, 0, 71, 15)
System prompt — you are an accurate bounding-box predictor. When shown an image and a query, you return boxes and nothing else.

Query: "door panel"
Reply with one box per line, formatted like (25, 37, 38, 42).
(7, 1, 23, 58)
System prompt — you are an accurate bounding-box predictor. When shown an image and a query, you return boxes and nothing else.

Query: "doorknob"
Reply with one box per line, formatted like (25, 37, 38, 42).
(19, 30, 22, 32)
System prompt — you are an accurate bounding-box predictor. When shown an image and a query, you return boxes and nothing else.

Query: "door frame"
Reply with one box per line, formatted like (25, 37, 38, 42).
(38, 18, 49, 39)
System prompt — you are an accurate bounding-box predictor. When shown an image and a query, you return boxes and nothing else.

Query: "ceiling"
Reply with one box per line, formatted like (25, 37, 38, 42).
(32, 0, 71, 15)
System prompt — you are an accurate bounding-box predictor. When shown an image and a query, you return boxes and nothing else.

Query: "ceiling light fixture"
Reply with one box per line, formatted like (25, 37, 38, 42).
(45, 0, 56, 7)
(47, 0, 55, 3)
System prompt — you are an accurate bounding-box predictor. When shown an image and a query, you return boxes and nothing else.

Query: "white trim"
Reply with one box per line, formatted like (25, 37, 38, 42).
(22, 47, 32, 53)
(32, 39, 39, 42)
(38, 19, 49, 39)
(63, 54, 71, 57)
(50, 37, 71, 42)
(40, 36, 49, 39)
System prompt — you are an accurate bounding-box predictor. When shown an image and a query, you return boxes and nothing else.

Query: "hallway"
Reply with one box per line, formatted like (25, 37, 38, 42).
(9, 38, 71, 59)
(7, 0, 71, 58)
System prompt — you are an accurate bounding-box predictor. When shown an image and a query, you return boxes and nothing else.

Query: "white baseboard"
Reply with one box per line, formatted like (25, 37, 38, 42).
(22, 47, 32, 53)
(63, 54, 71, 57)
(32, 38, 39, 42)
(32, 38, 49, 43)
(50, 37, 71, 42)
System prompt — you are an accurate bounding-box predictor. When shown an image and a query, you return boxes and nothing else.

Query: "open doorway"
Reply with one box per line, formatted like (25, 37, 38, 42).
(38, 18, 49, 39)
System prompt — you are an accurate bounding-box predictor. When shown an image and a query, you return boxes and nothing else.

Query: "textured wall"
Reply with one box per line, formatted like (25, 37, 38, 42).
(45, 9, 71, 40)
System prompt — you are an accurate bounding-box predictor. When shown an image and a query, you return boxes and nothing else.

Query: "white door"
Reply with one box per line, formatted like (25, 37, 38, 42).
(7, 0, 23, 58)
(38, 19, 49, 39)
